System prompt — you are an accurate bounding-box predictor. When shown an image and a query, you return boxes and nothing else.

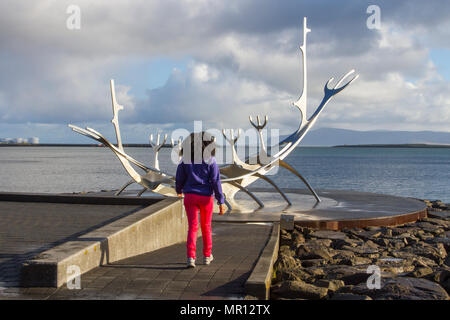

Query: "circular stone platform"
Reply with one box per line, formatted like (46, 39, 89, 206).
(212, 188, 427, 229)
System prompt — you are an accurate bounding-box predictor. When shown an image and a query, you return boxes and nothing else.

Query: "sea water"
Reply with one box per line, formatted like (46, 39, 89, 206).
(0, 146, 448, 202)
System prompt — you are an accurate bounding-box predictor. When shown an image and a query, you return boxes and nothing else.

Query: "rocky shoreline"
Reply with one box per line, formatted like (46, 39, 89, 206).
(271, 201, 450, 300)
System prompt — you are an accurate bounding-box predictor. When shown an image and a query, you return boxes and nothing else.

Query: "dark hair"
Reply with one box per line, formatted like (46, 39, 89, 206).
(179, 131, 216, 164)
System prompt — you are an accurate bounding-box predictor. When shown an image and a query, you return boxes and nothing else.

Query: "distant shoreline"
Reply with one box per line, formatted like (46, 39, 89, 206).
(1, 143, 450, 148)
(0, 143, 155, 148)
(333, 143, 450, 148)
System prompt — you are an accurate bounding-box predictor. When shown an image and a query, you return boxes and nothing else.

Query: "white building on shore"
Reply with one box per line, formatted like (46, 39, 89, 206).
(0, 137, 40, 144)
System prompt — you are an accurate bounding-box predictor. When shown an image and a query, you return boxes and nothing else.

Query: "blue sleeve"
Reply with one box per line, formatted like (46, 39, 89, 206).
(209, 159, 225, 205)
(175, 162, 186, 194)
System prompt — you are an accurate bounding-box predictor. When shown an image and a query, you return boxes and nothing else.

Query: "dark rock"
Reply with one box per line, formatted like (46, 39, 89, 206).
(332, 250, 356, 260)
(304, 267, 326, 278)
(279, 245, 293, 256)
(301, 259, 327, 268)
(273, 280, 328, 300)
(421, 217, 450, 229)
(389, 239, 406, 250)
(280, 230, 292, 246)
(315, 279, 345, 292)
(366, 226, 382, 231)
(308, 239, 333, 247)
(365, 240, 380, 248)
(391, 251, 438, 268)
(375, 257, 415, 274)
(405, 243, 447, 264)
(330, 293, 372, 300)
(411, 267, 434, 278)
(288, 269, 315, 283)
(383, 228, 393, 237)
(341, 245, 379, 255)
(275, 251, 301, 281)
(352, 277, 449, 300)
(311, 230, 348, 241)
(332, 238, 364, 250)
(415, 222, 445, 236)
(426, 237, 450, 252)
(296, 245, 333, 261)
(390, 228, 407, 237)
(357, 230, 383, 240)
(292, 231, 306, 248)
(440, 270, 450, 294)
(340, 272, 371, 285)
(425, 270, 450, 294)
(351, 257, 373, 266)
(373, 238, 391, 247)
(417, 233, 435, 241)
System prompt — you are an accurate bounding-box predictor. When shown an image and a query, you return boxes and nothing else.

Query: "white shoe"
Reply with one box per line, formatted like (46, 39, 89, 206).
(203, 254, 214, 265)
(187, 258, 196, 268)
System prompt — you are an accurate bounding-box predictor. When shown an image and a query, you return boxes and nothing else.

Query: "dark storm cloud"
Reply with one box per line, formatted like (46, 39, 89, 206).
(0, 0, 448, 135)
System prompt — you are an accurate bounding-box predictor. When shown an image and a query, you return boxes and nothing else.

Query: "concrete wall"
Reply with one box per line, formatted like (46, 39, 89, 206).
(21, 198, 191, 287)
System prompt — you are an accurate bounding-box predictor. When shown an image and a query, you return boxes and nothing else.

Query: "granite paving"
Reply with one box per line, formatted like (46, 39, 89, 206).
(0, 201, 144, 289)
(0, 222, 273, 300)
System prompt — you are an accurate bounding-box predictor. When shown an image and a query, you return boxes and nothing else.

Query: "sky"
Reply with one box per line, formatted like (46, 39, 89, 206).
(0, 0, 449, 143)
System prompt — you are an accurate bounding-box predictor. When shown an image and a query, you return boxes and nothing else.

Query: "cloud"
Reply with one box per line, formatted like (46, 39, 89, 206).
(0, 0, 449, 142)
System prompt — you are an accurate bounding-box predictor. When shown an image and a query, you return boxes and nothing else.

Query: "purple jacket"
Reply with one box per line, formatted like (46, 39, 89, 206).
(175, 157, 225, 205)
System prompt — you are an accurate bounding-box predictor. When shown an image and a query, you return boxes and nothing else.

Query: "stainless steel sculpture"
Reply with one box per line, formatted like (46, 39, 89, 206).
(68, 17, 358, 212)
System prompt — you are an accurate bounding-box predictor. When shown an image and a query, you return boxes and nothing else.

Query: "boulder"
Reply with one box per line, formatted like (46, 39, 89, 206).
(330, 293, 372, 300)
(340, 272, 371, 286)
(292, 231, 306, 248)
(351, 257, 373, 266)
(304, 267, 326, 278)
(420, 217, 450, 229)
(341, 245, 379, 255)
(351, 277, 449, 300)
(415, 222, 445, 236)
(301, 259, 327, 268)
(332, 238, 364, 249)
(273, 280, 328, 300)
(275, 251, 301, 281)
(315, 279, 345, 292)
(405, 243, 447, 264)
(417, 233, 435, 241)
(296, 245, 333, 261)
(357, 230, 383, 240)
(311, 230, 348, 241)
(280, 230, 292, 246)
(332, 250, 356, 260)
(411, 267, 434, 278)
(373, 238, 391, 247)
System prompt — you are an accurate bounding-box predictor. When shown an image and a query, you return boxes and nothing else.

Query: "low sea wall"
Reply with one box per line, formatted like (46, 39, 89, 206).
(21, 197, 189, 287)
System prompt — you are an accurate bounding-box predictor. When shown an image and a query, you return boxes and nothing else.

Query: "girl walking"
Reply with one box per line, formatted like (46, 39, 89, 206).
(175, 132, 226, 268)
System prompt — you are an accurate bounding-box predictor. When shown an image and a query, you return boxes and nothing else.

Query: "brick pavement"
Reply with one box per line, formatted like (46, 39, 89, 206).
(1, 222, 272, 300)
(0, 201, 144, 289)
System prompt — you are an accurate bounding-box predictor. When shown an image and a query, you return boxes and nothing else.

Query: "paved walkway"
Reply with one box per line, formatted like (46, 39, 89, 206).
(0, 201, 144, 288)
(1, 222, 272, 300)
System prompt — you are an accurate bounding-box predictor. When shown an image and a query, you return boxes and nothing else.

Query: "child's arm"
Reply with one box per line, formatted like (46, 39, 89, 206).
(209, 159, 225, 206)
(175, 162, 186, 196)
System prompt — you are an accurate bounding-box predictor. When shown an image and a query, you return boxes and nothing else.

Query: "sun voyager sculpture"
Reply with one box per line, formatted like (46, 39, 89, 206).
(68, 17, 359, 212)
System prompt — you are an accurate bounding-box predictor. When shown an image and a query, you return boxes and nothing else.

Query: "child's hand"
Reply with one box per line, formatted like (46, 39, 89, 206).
(177, 193, 183, 198)
(219, 204, 226, 215)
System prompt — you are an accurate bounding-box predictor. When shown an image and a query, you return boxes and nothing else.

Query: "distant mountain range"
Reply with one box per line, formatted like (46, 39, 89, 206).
(297, 128, 450, 146)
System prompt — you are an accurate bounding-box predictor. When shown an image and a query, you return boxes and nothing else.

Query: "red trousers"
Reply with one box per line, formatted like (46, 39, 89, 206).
(183, 193, 214, 259)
